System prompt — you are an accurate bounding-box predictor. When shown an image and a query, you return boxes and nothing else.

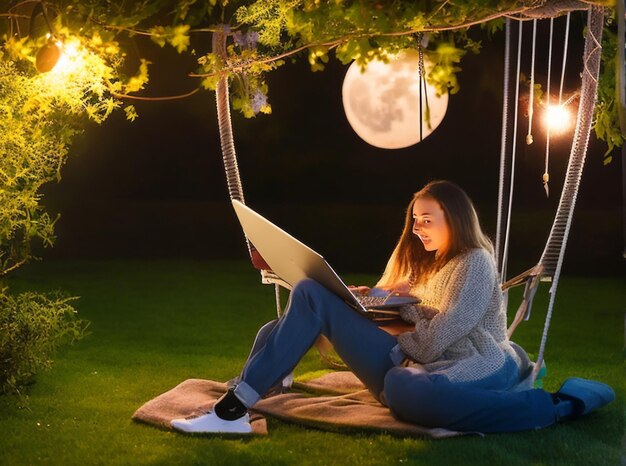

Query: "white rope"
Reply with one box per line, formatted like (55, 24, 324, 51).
(275, 284, 282, 317)
(495, 18, 512, 277)
(501, 20, 523, 283)
(559, 12, 572, 104)
(532, 6, 605, 380)
(526, 19, 538, 145)
(543, 18, 554, 198)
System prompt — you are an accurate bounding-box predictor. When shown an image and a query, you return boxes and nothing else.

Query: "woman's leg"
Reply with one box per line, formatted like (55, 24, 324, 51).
(226, 319, 282, 391)
(233, 279, 401, 407)
(383, 367, 557, 433)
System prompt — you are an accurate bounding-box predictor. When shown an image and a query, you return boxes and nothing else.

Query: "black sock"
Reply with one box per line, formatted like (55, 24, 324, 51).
(214, 389, 248, 421)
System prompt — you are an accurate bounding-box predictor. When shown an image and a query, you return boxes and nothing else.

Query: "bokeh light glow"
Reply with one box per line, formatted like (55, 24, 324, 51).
(51, 40, 85, 75)
(38, 38, 95, 94)
(544, 104, 572, 134)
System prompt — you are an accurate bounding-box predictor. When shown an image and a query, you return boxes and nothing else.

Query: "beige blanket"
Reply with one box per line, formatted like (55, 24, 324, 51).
(132, 372, 463, 439)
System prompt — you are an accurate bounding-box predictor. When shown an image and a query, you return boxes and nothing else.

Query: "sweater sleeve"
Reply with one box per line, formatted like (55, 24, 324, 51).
(399, 304, 440, 323)
(398, 249, 496, 364)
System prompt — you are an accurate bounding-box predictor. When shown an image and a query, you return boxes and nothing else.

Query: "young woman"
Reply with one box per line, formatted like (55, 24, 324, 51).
(172, 180, 614, 434)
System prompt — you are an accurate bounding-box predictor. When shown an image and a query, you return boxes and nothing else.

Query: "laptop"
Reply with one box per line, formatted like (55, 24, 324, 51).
(231, 200, 419, 316)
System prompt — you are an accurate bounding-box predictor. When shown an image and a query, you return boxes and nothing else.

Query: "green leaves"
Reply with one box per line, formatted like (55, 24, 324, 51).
(308, 46, 329, 71)
(0, 290, 88, 397)
(149, 24, 191, 53)
(428, 39, 466, 95)
(197, 52, 224, 90)
(595, 24, 624, 162)
(236, 0, 304, 47)
(124, 105, 139, 122)
(124, 59, 151, 93)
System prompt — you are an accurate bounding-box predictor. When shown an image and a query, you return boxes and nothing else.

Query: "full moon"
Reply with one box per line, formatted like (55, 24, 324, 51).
(342, 49, 448, 149)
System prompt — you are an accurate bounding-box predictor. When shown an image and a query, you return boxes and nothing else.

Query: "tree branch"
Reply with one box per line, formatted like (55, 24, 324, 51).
(110, 87, 201, 101)
(0, 257, 28, 277)
(189, 1, 593, 79)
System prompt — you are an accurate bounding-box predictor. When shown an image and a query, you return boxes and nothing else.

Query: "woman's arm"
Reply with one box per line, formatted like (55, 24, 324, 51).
(397, 249, 496, 364)
(399, 303, 439, 323)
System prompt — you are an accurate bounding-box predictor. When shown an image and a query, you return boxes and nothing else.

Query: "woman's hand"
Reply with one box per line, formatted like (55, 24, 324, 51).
(388, 281, 413, 297)
(348, 285, 371, 295)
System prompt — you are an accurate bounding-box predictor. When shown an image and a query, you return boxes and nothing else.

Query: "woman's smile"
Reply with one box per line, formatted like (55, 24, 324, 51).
(412, 197, 450, 253)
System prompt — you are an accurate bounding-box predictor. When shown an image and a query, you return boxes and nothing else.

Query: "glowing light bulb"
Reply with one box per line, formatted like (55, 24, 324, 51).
(544, 104, 572, 134)
(51, 41, 84, 75)
(37, 38, 95, 94)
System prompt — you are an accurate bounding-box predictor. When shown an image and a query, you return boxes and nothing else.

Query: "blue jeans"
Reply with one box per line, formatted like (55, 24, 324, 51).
(232, 279, 557, 433)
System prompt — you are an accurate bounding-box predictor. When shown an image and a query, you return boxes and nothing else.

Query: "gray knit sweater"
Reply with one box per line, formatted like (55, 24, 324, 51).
(397, 248, 521, 383)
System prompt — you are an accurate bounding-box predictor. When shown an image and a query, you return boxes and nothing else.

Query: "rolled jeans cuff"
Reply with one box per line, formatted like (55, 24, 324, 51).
(389, 343, 408, 367)
(232, 380, 261, 408)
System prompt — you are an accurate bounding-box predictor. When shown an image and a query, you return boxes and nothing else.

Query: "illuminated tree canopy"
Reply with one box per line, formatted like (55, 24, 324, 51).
(0, 0, 623, 277)
(1, 1, 622, 134)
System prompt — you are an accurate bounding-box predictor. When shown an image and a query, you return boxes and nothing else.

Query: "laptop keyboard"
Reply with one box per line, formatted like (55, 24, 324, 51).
(356, 296, 389, 307)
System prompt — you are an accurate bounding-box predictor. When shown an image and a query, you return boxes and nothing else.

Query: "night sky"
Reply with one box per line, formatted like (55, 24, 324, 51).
(38, 14, 624, 277)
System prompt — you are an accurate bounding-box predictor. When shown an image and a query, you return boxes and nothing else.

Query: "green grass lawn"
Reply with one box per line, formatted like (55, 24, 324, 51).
(0, 260, 623, 466)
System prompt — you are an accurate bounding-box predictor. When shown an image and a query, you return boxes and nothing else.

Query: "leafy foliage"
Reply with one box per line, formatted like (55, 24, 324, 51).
(595, 21, 624, 163)
(148, 24, 191, 52)
(2, 0, 620, 150)
(236, 0, 302, 48)
(0, 41, 131, 275)
(0, 290, 88, 397)
(0, 5, 149, 394)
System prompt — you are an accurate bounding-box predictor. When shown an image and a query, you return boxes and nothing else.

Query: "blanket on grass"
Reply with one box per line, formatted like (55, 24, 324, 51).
(132, 371, 463, 439)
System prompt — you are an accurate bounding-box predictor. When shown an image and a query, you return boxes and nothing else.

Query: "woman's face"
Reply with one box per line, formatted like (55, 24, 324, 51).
(412, 197, 451, 254)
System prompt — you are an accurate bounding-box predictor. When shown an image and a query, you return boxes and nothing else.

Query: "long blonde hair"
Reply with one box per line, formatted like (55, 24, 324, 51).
(377, 180, 493, 288)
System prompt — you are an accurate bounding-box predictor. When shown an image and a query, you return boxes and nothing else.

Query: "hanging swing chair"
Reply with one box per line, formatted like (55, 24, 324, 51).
(210, 4, 606, 384)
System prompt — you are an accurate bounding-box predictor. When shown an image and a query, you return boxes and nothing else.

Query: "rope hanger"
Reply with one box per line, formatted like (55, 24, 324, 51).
(496, 8, 605, 382)
(544, 13, 572, 198)
(526, 19, 537, 146)
(499, 18, 524, 284)
(543, 18, 554, 198)
(499, 11, 575, 282)
(416, 32, 430, 143)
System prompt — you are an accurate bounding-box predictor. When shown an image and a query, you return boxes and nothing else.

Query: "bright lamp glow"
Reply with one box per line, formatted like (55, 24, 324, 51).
(50, 40, 84, 75)
(543, 104, 572, 134)
(342, 49, 448, 149)
(38, 38, 93, 92)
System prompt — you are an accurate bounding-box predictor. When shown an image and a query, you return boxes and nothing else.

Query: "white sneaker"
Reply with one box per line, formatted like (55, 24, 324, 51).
(170, 411, 252, 434)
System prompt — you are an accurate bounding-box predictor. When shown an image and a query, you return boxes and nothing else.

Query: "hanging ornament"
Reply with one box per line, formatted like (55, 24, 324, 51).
(341, 49, 448, 149)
